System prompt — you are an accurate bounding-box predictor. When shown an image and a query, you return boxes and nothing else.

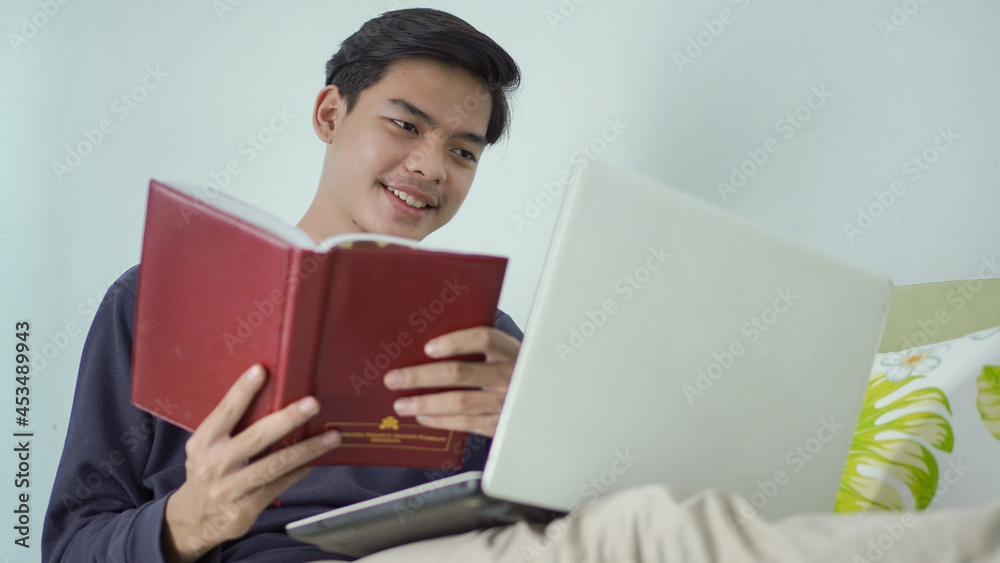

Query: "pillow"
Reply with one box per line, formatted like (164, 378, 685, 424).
(836, 326, 1000, 513)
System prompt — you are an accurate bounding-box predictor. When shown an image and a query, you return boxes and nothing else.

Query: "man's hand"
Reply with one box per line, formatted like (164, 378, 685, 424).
(383, 327, 520, 437)
(162, 364, 341, 562)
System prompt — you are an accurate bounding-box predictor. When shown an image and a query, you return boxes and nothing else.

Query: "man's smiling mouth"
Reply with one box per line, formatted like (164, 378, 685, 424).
(382, 182, 435, 210)
(387, 186, 428, 209)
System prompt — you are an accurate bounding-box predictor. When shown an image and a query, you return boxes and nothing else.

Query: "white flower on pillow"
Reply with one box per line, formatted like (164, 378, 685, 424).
(881, 343, 951, 382)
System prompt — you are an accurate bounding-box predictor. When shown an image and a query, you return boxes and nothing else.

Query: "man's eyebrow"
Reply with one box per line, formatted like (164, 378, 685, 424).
(388, 98, 438, 128)
(455, 130, 488, 148)
(387, 98, 488, 148)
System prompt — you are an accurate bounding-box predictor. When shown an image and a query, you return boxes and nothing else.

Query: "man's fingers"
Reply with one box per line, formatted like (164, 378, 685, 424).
(193, 364, 267, 446)
(415, 413, 500, 437)
(394, 389, 503, 418)
(385, 360, 513, 391)
(424, 327, 520, 361)
(224, 395, 329, 464)
(381, 327, 520, 438)
(236, 430, 340, 494)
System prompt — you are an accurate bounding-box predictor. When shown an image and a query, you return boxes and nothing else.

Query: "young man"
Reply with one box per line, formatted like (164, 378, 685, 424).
(43, 9, 521, 562)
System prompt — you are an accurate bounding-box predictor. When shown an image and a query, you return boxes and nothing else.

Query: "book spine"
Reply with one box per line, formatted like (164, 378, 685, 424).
(268, 247, 334, 448)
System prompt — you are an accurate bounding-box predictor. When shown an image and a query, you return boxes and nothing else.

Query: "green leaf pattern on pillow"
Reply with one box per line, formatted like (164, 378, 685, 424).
(977, 365, 1000, 441)
(835, 374, 953, 513)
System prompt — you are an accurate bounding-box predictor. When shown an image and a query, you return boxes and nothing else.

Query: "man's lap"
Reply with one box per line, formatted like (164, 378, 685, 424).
(312, 484, 1000, 562)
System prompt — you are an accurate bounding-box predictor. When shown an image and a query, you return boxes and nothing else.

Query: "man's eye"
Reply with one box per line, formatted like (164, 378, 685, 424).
(391, 119, 417, 133)
(454, 148, 478, 162)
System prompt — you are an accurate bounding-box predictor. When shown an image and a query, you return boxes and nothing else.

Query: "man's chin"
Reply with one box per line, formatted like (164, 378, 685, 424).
(364, 218, 430, 241)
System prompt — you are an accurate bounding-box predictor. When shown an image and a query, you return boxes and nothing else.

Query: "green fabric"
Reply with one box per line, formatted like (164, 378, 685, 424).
(879, 280, 1000, 352)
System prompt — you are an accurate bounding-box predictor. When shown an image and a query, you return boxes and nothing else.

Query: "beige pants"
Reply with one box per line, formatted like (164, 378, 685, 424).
(333, 485, 1000, 563)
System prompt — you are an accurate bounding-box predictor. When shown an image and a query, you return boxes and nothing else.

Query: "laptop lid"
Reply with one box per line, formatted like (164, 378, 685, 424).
(483, 159, 892, 519)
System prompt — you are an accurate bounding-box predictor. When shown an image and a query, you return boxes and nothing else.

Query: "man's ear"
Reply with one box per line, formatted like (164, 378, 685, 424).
(313, 85, 344, 143)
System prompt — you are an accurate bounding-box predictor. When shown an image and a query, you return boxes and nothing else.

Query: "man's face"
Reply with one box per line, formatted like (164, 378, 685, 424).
(314, 57, 493, 240)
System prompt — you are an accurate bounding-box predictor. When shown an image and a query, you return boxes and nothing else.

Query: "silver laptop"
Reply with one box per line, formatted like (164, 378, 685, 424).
(287, 160, 892, 557)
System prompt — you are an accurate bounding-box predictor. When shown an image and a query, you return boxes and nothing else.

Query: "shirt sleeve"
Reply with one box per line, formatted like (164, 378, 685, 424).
(42, 268, 194, 563)
(494, 309, 524, 342)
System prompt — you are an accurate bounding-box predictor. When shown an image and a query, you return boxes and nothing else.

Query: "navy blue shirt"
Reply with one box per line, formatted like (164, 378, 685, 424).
(43, 265, 522, 562)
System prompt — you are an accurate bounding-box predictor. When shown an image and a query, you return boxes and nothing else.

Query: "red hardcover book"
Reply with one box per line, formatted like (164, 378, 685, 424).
(131, 180, 508, 468)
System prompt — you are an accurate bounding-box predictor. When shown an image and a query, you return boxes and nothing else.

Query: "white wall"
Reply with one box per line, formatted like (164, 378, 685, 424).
(2, 0, 998, 557)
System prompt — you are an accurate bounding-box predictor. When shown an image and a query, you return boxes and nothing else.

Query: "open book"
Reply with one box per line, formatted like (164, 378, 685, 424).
(131, 180, 508, 468)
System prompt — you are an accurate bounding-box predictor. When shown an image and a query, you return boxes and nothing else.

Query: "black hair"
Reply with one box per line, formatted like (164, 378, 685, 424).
(325, 8, 520, 144)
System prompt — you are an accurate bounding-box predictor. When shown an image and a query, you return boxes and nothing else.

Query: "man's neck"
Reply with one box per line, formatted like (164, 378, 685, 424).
(296, 191, 361, 244)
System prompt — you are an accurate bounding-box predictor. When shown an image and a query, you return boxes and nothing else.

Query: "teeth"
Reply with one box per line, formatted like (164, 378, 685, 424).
(387, 187, 428, 209)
